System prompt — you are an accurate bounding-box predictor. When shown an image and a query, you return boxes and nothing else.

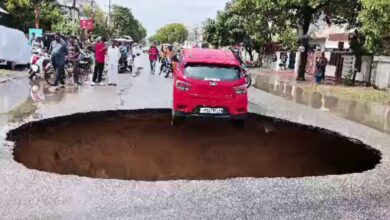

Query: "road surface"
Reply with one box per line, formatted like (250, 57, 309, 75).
(1, 54, 390, 219)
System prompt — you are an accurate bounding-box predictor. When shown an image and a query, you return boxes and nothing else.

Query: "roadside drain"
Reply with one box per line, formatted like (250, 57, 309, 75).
(8, 109, 381, 180)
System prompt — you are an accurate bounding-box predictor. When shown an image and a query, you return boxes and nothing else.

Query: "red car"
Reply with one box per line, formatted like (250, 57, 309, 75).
(172, 48, 248, 127)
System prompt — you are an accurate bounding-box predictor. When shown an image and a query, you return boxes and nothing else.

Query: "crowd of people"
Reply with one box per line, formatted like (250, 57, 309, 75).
(30, 33, 139, 89)
(148, 42, 178, 78)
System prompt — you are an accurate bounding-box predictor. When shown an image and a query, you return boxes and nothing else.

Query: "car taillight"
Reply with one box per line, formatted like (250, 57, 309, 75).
(176, 80, 191, 91)
(234, 84, 247, 94)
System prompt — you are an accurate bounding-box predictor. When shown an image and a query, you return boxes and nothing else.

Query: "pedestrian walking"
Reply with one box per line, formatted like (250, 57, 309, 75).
(49, 33, 68, 88)
(148, 42, 159, 74)
(106, 41, 121, 86)
(92, 37, 107, 86)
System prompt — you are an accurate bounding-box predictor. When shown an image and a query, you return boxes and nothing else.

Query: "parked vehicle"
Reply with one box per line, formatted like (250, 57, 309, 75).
(0, 25, 31, 69)
(172, 48, 249, 127)
(116, 38, 135, 73)
(28, 50, 52, 80)
(48, 50, 94, 85)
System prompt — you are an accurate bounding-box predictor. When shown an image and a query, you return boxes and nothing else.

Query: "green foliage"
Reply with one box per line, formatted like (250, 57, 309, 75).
(51, 15, 79, 36)
(344, 70, 355, 86)
(111, 5, 147, 42)
(151, 23, 188, 44)
(203, 0, 281, 60)
(3, 0, 60, 32)
(276, 28, 298, 50)
(359, 0, 390, 54)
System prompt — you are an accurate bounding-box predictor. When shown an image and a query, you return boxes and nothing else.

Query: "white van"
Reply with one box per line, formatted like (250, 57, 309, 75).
(0, 25, 31, 69)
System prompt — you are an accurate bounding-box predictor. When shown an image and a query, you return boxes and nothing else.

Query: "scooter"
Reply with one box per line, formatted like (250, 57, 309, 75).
(29, 50, 53, 80)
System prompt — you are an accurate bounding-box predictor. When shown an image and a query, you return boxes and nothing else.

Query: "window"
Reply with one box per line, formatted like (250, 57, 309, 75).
(184, 65, 240, 81)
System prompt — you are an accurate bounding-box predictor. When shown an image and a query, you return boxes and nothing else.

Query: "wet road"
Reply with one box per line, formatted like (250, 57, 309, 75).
(1, 54, 390, 219)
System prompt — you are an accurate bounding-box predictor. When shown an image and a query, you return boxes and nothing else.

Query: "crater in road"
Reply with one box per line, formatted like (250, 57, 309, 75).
(8, 110, 380, 180)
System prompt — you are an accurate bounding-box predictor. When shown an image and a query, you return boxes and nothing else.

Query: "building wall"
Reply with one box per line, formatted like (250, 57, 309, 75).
(372, 56, 390, 89)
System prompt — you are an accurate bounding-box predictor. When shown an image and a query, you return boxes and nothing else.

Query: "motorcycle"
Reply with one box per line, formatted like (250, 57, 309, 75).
(29, 50, 53, 81)
(60, 51, 94, 84)
(118, 55, 133, 73)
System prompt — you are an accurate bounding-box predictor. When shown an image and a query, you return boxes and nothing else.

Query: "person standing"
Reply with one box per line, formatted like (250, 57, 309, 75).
(106, 41, 121, 86)
(320, 53, 328, 81)
(148, 42, 159, 74)
(315, 53, 328, 84)
(92, 37, 107, 86)
(49, 33, 68, 88)
(68, 37, 81, 85)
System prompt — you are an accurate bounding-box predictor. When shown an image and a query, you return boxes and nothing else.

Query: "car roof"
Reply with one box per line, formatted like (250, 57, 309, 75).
(182, 48, 240, 66)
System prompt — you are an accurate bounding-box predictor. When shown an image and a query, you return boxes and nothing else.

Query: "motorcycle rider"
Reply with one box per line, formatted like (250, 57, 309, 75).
(49, 33, 68, 87)
(159, 45, 175, 78)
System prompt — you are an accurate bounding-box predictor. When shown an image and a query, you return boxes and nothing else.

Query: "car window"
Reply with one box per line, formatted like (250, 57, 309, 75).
(184, 65, 240, 81)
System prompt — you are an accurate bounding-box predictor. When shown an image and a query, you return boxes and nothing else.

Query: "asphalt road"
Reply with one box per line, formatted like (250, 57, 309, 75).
(1, 54, 390, 219)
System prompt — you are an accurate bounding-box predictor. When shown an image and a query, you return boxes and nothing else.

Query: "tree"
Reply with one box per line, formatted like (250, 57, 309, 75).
(111, 5, 146, 42)
(202, 18, 219, 47)
(246, 0, 357, 80)
(152, 23, 188, 44)
(6, 0, 56, 29)
(359, 0, 390, 55)
(4, 0, 62, 32)
(203, 0, 278, 62)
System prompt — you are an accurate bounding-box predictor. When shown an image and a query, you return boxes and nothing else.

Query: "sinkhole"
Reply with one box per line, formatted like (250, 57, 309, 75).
(7, 109, 381, 180)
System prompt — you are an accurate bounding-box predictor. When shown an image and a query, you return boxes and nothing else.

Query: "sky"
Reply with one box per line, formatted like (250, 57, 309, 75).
(95, 0, 229, 36)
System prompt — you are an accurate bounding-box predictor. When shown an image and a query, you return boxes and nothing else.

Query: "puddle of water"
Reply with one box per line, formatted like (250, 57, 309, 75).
(8, 110, 380, 181)
(254, 75, 390, 135)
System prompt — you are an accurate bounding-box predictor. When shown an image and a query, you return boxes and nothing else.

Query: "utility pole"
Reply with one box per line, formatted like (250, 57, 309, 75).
(108, 0, 112, 28)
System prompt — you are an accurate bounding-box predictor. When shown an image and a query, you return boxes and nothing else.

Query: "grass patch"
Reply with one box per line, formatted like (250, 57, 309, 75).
(304, 85, 390, 104)
(0, 69, 11, 77)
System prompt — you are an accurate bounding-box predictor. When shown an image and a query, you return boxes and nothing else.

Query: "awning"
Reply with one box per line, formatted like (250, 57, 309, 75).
(0, 7, 9, 14)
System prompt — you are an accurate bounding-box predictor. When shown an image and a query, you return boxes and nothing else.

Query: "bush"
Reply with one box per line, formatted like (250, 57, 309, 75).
(344, 70, 354, 86)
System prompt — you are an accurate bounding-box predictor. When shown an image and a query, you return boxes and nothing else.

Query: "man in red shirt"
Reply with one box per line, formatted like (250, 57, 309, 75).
(148, 42, 159, 74)
(92, 37, 107, 86)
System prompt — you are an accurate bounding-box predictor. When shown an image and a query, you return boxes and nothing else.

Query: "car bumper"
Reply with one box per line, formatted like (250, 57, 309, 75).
(173, 92, 248, 118)
(174, 110, 246, 120)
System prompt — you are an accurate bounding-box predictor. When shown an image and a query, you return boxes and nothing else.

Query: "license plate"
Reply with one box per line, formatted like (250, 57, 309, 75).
(199, 107, 224, 114)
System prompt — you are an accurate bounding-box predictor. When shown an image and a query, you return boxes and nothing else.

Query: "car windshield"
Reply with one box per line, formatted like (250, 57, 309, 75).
(184, 65, 240, 81)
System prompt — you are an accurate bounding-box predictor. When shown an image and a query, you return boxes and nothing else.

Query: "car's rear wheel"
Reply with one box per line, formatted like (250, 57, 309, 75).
(171, 112, 184, 127)
(232, 119, 245, 128)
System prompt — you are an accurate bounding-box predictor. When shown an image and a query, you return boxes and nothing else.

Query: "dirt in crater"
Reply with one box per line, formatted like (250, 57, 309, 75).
(10, 110, 381, 180)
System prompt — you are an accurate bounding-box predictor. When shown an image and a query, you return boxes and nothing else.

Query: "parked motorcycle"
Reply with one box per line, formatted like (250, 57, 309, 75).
(59, 50, 94, 84)
(29, 50, 53, 81)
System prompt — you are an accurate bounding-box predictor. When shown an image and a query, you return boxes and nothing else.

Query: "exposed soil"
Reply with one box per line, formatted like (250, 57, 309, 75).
(8, 110, 381, 180)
